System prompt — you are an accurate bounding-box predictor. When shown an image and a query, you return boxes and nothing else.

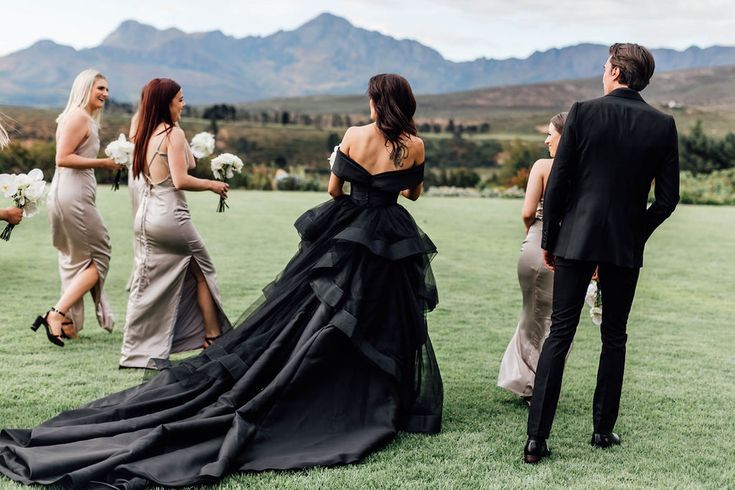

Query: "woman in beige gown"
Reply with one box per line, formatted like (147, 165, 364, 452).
(497, 112, 567, 403)
(119, 78, 231, 368)
(33, 69, 119, 347)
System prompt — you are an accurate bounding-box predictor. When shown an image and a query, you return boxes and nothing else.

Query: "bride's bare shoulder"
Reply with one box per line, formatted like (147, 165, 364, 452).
(406, 134, 425, 164)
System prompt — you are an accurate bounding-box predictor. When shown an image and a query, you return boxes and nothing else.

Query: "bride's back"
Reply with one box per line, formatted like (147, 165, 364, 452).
(342, 123, 424, 175)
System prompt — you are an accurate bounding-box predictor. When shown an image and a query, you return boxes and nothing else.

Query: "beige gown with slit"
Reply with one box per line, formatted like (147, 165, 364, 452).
(119, 139, 231, 368)
(497, 200, 554, 397)
(124, 169, 141, 291)
(47, 117, 114, 333)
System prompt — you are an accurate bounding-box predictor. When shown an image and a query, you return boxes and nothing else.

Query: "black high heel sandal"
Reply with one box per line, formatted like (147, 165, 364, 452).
(31, 307, 72, 347)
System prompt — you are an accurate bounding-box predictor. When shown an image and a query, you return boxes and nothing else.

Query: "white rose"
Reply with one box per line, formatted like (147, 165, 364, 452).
(0, 174, 18, 198)
(105, 134, 134, 166)
(23, 180, 46, 202)
(590, 306, 602, 326)
(328, 145, 339, 168)
(22, 200, 38, 218)
(210, 153, 243, 180)
(585, 281, 598, 308)
(14, 173, 31, 190)
(27, 168, 44, 182)
(190, 132, 215, 159)
(210, 158, 224, 171)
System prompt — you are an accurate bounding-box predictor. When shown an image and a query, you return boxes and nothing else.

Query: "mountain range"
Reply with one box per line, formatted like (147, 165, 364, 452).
(2, 13, 735, 105)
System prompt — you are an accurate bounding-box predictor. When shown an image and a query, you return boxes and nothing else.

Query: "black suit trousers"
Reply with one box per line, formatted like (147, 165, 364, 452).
(527, 257, 640, 438)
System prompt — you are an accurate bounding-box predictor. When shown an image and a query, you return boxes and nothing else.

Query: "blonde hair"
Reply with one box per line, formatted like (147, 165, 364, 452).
(56, 69, 107, 125)
(0, 123, 8, 149)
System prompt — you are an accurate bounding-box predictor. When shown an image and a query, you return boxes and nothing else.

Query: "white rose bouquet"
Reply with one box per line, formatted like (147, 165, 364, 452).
(104, 134, 135, 191)
(0, 169, 47, 241)
(328, 145, 339, 168)
(210, 153, 243, 212)
(190, 132, 216, 159)
(585, 279, 602, 326)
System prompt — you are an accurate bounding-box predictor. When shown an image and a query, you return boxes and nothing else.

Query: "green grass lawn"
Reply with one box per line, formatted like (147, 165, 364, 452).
(0, 190, 733, 489)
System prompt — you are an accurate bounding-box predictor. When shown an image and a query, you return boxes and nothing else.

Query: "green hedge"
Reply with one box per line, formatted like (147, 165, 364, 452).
(679, 169, 735, 205)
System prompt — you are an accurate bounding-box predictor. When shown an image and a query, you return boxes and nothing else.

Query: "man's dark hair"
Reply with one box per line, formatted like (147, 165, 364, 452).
(608, 43, 655, 91)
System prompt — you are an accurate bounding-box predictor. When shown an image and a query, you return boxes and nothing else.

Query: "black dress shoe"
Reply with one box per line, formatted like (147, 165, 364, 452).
(523, 437, 550, 464)
(590, 432, 621, 448)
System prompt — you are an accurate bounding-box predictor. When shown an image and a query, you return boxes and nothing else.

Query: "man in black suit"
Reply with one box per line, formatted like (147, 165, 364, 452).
(523, 43, 680, 463)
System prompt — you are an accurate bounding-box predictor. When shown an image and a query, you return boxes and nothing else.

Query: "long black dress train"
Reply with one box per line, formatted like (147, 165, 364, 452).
(0, 150, 442, 488)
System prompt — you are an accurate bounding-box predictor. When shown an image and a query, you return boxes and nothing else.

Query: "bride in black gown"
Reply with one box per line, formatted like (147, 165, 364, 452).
(0, 74, 442, 488)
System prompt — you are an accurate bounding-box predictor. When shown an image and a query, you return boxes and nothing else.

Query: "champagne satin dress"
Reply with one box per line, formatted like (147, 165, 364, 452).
(124, 168, 141, 291)
(497, 200, 554, 397)
(119, 141, 231, 368)
(47, 116, 114, 333)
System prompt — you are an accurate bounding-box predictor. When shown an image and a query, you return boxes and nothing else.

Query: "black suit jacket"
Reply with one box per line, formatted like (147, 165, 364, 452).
(541, 88, 680, 268)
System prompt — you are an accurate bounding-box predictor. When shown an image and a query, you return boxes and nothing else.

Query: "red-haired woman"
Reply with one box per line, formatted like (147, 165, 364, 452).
(119, 78, 230, 368)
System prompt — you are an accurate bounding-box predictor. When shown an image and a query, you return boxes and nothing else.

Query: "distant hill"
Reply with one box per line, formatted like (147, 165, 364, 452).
(239, 65, 735, 119)
(1, 13, 735, 105)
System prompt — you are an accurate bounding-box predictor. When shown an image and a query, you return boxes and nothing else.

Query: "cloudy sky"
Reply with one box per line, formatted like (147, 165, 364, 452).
(1, 0, 732, 60)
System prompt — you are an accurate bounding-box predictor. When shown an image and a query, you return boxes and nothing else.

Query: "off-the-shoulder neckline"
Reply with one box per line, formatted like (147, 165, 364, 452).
(337, 149, 424, 177)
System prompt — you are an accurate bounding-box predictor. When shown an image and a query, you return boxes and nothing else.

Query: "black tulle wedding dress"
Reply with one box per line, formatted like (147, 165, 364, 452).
(0, 150, 443, 489)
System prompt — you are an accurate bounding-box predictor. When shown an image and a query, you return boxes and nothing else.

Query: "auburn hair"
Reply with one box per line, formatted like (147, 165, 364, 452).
(132, 78, 181, 179)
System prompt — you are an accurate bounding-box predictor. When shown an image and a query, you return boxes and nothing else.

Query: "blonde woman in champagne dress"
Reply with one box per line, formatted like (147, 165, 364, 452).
(33, 69, 119, 347)
(119, 78, 231, 368)
(497, 112, 567, 403)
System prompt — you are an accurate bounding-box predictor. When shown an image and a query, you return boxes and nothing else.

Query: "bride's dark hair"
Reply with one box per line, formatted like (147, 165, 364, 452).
(367, 74, 417, 167)
(132, 78, 181, 179)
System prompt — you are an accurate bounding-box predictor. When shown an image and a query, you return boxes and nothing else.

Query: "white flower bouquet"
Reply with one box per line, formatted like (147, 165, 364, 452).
(0, 169, 47, 240)
(210, 153, 243, 212)
(190, 132, 216, 159)
(585, 279, 602, 326)
(328, 145, 339, 168)
(104, 134, 135, 191)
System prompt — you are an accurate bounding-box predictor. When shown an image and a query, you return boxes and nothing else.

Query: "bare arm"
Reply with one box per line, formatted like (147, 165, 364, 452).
(167, 128, 228, 197)
(521, 160, 546, 232)
(0, 207, 23, 225)
(400, 139, 425, 201)
(55, 111, 118, 170)
(328, 127, 356, 199)
(328, 173, 345, 198)
(401, 182, 423, 201)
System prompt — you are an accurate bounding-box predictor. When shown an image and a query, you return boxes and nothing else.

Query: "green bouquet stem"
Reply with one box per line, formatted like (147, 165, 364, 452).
(216, 177, 229, 213)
